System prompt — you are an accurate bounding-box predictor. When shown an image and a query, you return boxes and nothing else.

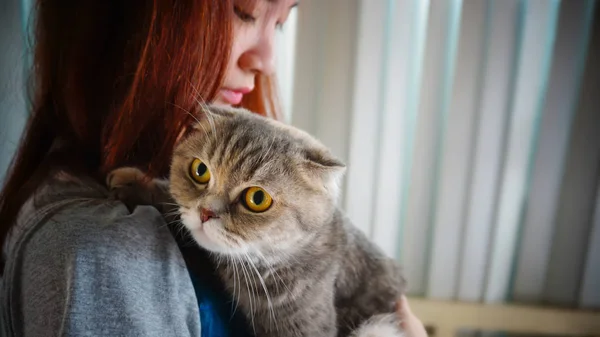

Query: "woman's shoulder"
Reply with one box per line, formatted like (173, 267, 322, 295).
(5, 173, 178, 263)
(2, 173, 201, 337)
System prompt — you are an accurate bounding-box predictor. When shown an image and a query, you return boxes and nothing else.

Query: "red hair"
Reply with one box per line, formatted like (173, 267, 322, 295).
(0, 0, 281, 254)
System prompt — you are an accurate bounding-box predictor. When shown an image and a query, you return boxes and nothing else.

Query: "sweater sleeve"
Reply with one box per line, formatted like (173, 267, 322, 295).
(4, 200, 200, 337)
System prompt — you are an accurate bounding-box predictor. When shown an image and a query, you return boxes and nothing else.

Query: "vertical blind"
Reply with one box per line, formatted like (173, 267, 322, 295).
(288, 0, 600, 308)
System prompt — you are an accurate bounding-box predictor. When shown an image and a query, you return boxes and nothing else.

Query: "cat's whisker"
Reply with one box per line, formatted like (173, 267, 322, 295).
(178, 105, 212, 140)
(163, 208, 180, 215)
(171, 88, 211, 137)
(253, 243, 301, 300)
(190, 111, 211, 138)
(187, 110, 204, 130)
(203, 108, 218, 141)
(164, 218, 183, 226)
(188, 82, 209, 112)
(168, 102, 203, 126)
(245, 252, 277, 333)
(228, 255, 240, 318)
(244, 257, 261, 334)
(175, 227, 196, 247)
(187, 80, 209, 110)
(157, 219, 176, 229)
(226, 233, 244, 248)
(262, 236, 302, 267)
(173, 222, 186, 234)
(158, 202, 181, 206)
(163, 211, 182, 218)
(234, 258, 242, 317)
(181, 238, 197, 247)
(188, 85, 218, 139)
(247, 259, 259, 324)
(259, 135, 276, 164)
(255, 250, 290, 296)
(163, 212, 182, 221)
(259, 250, 294, 298)
(238, 257, 257, 335)
(261, 267, 287, 313)
(163, 217, 181, 224)
(251, 251, 277, 282)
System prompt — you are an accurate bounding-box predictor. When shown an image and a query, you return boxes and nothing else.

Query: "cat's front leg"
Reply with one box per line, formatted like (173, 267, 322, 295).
(107, 167, 174, 214)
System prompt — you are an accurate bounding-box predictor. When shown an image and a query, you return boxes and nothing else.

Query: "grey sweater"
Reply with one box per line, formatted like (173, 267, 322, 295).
(1, 175, 201, 337)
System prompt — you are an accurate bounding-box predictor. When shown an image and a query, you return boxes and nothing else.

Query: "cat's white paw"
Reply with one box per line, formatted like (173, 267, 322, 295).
(351, 314, 404, 337)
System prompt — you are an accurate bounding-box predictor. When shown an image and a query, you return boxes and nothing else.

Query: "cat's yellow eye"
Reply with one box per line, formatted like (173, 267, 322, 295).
(189, 158, 211, 184)
(242, 187, 273, 213)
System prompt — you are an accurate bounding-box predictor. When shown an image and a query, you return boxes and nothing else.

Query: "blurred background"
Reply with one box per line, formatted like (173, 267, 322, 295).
(1, 0, 600, 335)
(283, 0, 600, 310)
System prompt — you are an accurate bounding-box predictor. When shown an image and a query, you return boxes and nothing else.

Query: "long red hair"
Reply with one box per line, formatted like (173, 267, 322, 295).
(0, 0, 281, 255)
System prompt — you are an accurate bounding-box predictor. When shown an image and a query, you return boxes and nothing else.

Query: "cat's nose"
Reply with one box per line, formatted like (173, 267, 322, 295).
(200, 208, 218, 222)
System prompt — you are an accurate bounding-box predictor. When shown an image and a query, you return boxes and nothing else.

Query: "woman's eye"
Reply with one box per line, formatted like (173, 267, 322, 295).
(189, 158, 211, 184)
(241, 186, 273, 213)
(234, 6, 256, 23)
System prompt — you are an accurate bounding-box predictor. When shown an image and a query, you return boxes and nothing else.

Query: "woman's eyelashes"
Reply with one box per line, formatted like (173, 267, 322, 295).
(234, 5, 287, 30)
(234, 6, 256, 23)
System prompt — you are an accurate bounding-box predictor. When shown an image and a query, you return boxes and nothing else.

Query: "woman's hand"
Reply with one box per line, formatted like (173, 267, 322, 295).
(397, 295, 428, 337)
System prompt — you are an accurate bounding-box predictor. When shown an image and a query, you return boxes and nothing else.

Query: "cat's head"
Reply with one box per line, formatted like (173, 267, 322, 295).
(170, 106, 345, 260)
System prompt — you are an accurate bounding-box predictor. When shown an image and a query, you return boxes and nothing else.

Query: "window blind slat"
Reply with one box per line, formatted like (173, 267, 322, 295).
(512, 0, 596, 304)
(484, 0, 560, 303)
(457, 0, 520, 302)
(427, 0, 485, 300)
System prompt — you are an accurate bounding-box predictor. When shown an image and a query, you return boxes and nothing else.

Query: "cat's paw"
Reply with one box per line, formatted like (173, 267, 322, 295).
(351, 314, 404, 337)
(107, 167, 156, 211)
(107, 167, 147, 189)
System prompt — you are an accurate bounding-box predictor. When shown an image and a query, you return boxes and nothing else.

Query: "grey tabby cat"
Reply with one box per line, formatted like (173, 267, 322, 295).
(108, 106, 407, 337)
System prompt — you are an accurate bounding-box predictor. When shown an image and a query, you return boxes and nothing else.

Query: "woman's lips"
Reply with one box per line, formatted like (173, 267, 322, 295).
(219, 87, 252, 105)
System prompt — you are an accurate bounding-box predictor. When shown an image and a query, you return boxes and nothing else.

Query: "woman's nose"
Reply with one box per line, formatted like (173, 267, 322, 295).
(239, 31, 276, 76)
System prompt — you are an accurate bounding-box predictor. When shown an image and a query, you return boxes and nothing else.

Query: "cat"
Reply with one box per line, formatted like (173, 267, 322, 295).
(107, 106, 407, 337)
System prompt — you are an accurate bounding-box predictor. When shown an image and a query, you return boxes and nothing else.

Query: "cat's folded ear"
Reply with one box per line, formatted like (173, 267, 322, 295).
(303, 147, 345, 171)
(301, 146, 346, 199)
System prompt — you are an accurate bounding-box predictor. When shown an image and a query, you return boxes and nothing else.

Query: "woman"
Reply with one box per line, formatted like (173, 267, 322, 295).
(0, 0, 426, 336)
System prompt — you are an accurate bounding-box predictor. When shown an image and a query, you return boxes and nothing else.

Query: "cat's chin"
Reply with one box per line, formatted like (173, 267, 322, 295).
(180, 211, 246, 256)
(190, 229, 233, 255)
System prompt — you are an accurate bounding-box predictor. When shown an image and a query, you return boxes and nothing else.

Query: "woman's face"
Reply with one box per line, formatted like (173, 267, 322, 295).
(214, 0, 298, 106)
